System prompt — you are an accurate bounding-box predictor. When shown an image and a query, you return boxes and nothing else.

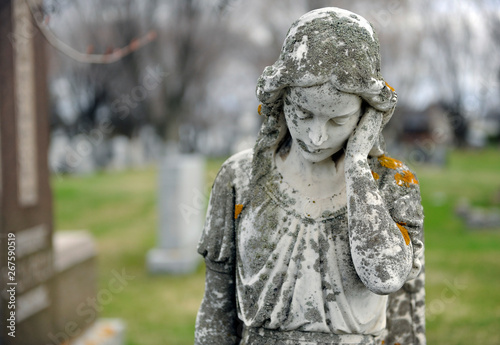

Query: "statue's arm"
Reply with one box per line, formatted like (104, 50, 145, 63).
(195, 159, 242, 344)
(195, 265, 240, 345)
(345, 108, 422, 295)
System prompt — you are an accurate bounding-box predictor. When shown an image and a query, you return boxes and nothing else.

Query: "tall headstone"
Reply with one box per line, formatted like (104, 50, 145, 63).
(1, 3, 125, 345)
(147, 152, 205, 274)
(0, 1, 55, 343)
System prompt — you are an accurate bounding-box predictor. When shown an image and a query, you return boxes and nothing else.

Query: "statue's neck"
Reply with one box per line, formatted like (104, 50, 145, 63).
(275, 142, 346, 199)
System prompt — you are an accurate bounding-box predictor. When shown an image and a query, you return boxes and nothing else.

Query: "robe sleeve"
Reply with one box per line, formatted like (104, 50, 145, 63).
(197, 162, 237, 274)
(195, 161, 242, 345)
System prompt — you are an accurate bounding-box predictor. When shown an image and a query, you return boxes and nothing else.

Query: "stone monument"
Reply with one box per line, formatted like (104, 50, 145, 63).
(147, 150, 206, 274)
(1, 2, 124, 344)
(195, 8, 425, 345)
(0, 1, 56, 343)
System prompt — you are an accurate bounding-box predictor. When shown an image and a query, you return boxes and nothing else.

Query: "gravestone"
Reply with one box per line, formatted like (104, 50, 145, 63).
(0, 2, 121, 345)
(109, 136, 130, 171)
(52, 231, 98, 344)
(0, 1, 56, 343)
(147, 151, 205, 274)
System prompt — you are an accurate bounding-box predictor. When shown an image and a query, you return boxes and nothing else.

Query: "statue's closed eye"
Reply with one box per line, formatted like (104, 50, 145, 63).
(332, 109, 360, 125)
(333, 115, 351, 125)
(296, 108, 312, 120)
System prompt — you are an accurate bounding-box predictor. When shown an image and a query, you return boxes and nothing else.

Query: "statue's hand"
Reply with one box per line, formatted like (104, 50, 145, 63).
(345, 107, 383, 161)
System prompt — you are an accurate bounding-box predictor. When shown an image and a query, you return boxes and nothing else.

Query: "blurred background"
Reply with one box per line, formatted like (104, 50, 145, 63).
(23, 0, 500, 344)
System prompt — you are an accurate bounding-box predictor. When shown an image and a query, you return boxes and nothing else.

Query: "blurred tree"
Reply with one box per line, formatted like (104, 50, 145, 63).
(420, 1, 473, 147)
(310, 0, 500, 147)
(45, 0, 158, 138)
(155, 0, 226, 146)
(400, 0, 499, 147)
(45, 0, 229, 152)
(43, 0, 500, 164)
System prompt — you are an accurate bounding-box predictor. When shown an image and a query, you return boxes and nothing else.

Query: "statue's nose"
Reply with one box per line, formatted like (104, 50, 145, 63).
(309, 122, 328, 146)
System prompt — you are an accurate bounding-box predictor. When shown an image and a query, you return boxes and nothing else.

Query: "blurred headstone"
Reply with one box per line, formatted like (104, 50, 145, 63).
(466, 209, 500, 229)
(109, 135, 130, 171)
(455, 198, 500, 230)
(52, 231, 98, 343)
(93, 136, 113, 170)
(0, 1, 56, 343)
(0, 2, 122, 344)
(49, 130, 72, 174)
(129, 137, 145, 167)
(147, 151, 205, 274)
(67, 318, 126, 345)
(70, 134, 97, 175)
(139, 125, 162, 163)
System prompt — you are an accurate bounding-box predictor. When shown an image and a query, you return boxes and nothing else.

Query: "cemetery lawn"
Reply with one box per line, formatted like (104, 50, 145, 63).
(52, 150, 500, 345)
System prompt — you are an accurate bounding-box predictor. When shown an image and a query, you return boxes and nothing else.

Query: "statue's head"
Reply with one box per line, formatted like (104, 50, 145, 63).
(254, 7, 397, 165)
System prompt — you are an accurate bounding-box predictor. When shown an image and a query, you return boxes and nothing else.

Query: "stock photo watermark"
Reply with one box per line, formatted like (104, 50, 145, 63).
(427, 277, 467, 322)
(110, 65, 167, 120)
(5, 233, 17, 338)
(365, 0, 403, 30)
(179, 170, 218, 225)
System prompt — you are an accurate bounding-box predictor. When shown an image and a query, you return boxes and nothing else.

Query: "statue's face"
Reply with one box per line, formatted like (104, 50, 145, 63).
(283, 83, 362, 163)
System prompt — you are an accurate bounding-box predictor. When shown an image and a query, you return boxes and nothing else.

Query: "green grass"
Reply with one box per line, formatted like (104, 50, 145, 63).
(52, 160, 225, 345)
(52, 150, 500, 345)
(414, 148, 500, 345)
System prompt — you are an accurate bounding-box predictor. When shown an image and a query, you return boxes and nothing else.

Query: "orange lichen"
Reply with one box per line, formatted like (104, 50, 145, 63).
(385, 81, 395, 92)
(395, 170, 418, 187)
(371, 171, 380, 180)
(100, 325, 116, 337)
(396, 223, 411, 245)
(235, 204, 244, 219)
(378, 155, 403, 170)
(258, 104, 262, 116)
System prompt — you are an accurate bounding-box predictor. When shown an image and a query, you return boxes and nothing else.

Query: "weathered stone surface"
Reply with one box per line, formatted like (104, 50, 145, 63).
(53, 231, 98, 341)
(0, 4, 110, 345)
(196, 7, 425, 345)
(0, 1, 55, 343)
(69, 318, 126, 345)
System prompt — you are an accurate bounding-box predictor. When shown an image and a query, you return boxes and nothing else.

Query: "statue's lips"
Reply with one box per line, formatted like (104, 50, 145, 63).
(297, 140, 329, 154)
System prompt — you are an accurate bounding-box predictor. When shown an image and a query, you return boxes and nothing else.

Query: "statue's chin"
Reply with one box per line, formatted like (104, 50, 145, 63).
(300, 147, 339, 164)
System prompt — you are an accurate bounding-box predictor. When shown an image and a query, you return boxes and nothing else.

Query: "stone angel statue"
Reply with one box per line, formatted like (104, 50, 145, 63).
(195, 7, 425, 345)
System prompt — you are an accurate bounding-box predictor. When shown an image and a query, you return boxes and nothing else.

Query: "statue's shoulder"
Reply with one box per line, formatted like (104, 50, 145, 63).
(217, 149, 254, 189)
(220, 148, 253, 173)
